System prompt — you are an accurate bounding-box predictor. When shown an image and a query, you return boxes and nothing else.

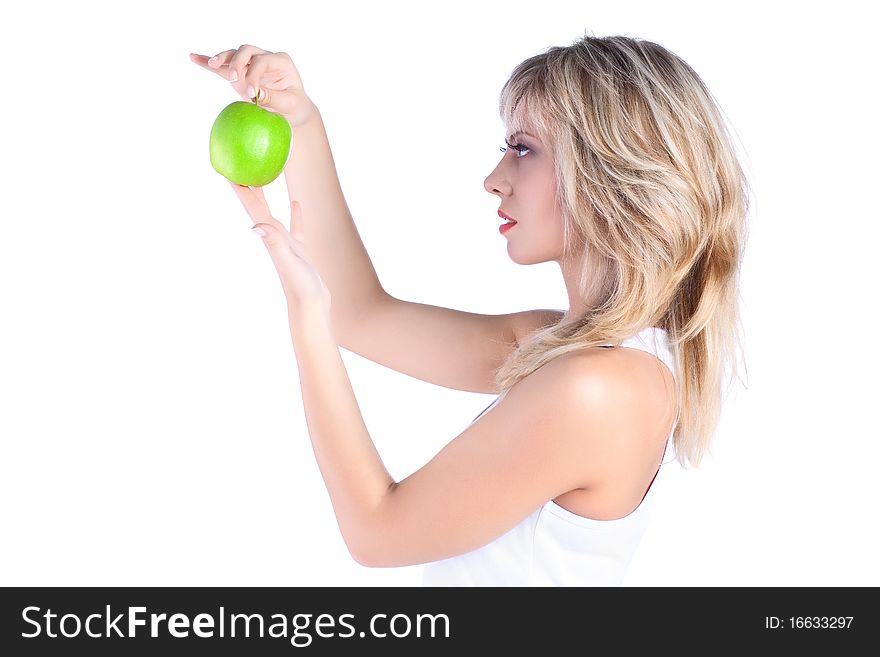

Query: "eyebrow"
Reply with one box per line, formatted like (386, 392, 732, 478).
(508, 130, 538, 141)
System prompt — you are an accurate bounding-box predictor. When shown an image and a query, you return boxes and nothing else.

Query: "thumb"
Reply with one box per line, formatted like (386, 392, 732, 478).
(251, 223, 296, 296)
(256, 87, 311, 124)
(251, 222, 294, 252)
(251, 222, 289, 260)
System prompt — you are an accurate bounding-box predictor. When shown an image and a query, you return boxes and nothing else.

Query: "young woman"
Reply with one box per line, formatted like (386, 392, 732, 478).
(189, 33, 749, 586)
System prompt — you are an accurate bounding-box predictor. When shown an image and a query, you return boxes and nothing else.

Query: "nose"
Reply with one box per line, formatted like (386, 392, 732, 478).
(484, 159, 511, 197)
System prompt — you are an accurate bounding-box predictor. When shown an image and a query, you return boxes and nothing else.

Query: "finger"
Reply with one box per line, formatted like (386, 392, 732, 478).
(247, 185, 283, 228)
(254, 222, 310, 290)
(250, 222, 299, 300)
(227, 44, 270, 92)
(208, 49, 237, 67)
(190, 49, 257, 99)
(189, 50, 236, 78)
(229, 182, 272, 223)
(242, 52, 288, 105)
(229, 182, 292, 237)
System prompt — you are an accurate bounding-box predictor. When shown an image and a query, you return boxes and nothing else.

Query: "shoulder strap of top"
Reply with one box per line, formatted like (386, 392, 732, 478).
(604, 327, 676, 381)
(470, 328, 677, 426)
(606, 327, 680, 467)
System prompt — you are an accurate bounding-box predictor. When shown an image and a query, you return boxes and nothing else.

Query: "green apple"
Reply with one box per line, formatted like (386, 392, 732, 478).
(209, 100, 292, 186)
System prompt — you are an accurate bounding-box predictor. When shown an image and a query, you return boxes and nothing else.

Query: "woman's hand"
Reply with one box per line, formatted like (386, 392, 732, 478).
(231, 183, 331, 315)
(190, 44, 317, 126)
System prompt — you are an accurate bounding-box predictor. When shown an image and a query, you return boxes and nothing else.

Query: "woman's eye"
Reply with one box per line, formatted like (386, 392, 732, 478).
(499, 141, 530, 158)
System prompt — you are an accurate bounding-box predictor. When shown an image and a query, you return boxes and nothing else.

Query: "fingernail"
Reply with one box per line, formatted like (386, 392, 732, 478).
(208, 56, 218, 65)
(247, 85, 256, 99)
(252, 226, 267, 237)
(229, 69, 238, 82)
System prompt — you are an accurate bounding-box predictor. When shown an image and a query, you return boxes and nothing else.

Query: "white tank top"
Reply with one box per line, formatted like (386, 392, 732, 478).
(421, 326, 678, 586)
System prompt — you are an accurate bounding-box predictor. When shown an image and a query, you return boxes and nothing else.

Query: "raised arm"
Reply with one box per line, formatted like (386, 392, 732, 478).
(192, 45, 386, 345)
(192, 46, 564, 393)
(280, 106, 388, 342)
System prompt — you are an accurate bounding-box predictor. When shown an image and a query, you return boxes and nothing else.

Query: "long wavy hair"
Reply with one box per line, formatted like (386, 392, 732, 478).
(493, 33, 751, 468)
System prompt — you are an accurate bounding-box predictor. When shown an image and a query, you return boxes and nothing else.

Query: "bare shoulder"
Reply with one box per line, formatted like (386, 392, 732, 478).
(503, 345, 663, 418)
(504, 311, 675, 453)
(556, 346, 676, 430)
(505, 346, 675, 477)
(509, 315, 672, 406)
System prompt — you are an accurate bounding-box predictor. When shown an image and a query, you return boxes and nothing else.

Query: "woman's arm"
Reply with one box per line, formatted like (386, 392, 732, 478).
(288, 303, 645, 567)
(282, 107, 388, 339)
(288, 303, 396, 564)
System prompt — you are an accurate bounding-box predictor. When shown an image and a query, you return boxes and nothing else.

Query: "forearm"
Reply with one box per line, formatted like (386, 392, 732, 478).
(283, 107, 387, 336)
(288, 303, 395, 562)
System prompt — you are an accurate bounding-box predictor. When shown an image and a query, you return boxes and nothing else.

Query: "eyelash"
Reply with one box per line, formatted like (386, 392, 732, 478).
(499, 139, 530, 158)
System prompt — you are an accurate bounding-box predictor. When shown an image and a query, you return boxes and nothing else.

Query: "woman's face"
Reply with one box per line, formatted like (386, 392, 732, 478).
(484, 129, 565, 264)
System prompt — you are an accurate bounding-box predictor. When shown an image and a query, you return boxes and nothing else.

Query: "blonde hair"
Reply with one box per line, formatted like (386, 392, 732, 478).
(493, 32, 751, 468)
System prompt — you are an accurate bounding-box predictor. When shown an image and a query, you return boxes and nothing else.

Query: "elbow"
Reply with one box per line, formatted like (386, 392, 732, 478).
(347, 485, 401, 568)
(340, 529, 373, 567)
(349, 534, 392, 568)
(348, 526, 399, 568)
(349, 543, 377, 568)
(351, 538, 419, 568)
(353, 551, 401, 569)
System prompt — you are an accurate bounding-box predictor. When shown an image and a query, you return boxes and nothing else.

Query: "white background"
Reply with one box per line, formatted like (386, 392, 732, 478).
(1, 0, 877, 587)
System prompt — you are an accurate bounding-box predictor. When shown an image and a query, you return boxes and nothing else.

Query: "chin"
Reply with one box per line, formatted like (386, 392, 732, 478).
(507, 247, 554, 266)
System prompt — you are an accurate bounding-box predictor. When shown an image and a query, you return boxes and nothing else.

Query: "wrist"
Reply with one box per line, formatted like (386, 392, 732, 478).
(289, 306, 336, 351)
(288, 297, 332, 330)
(285, 97, 320, 129)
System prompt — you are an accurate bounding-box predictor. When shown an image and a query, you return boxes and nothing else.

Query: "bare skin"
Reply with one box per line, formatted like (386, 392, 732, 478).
(485, 130, 603, 322)
(485, 130, 676, 520)
(190, 44, 677, 566)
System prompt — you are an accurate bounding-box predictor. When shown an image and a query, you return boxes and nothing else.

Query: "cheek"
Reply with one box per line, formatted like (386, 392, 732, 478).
(536, 193, 565, 236)
(517, 179, 561, 229)
(518, 212, 565, 257)
(535, 204, 566, 254)
(522, 176, 558, 213)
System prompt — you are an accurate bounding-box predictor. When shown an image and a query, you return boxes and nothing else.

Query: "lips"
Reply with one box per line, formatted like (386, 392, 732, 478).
(498, 210, 517, 224)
